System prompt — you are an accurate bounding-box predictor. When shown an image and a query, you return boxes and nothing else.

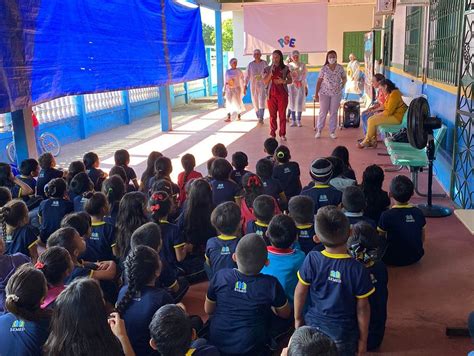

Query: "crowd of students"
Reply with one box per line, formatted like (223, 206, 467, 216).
(0, 138, 427, 356)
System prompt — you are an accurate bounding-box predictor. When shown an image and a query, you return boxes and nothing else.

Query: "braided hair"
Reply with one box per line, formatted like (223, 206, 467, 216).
(0, 200, 28, 237)
(116, 245, 161, 316)
(242, 173, 264, 209)
(148, 191, 171, 222)
(180, 154, 196, 190)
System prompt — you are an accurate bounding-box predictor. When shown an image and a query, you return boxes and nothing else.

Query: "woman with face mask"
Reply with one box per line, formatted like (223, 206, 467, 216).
(314, 50, 347, 139)
(288, 50, 308, 128)
(245, 49, 268, 124)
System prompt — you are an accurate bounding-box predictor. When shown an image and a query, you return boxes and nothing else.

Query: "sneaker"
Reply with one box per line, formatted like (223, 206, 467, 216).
(281, 136, 287, 141)
(315, 131, 321, 138)
(330, 133, 337, 139)
(290, 121, 296, 127)
(297, 121, 302, 127)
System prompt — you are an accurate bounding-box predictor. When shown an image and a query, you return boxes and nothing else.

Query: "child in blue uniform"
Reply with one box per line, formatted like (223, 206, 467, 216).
(149, 191, 187, 275)
(102, 175, 125, 227)
(272, 145, 302, 200)
(283, 326, 338, 356)
(0, 264, 50, 356)
(149, 304, 220, 356)
(0, 163, 34, 199)
(263, 137, 278, 162)
(82, 192, 116, 262)
(212, 143, 228, 158)
(210, 158, 242, 206)
(262, 214, 305, 305)
(37, 152, 63, 199)
(0, 199, 39, 262)
(130, 222, 189, 303)
(294, 206, 374, 356)
(69, 172, 94, 212)
(256, 158, 287, 209)
(348, 222, 388, 351)
(205, 233, 291, 355)
(38, 178, 74, 244)
(17, 158, 39, 194)
(361, 165, 390, 223)
(114, 149, 139, 191)
(378, 175, 426, 266)
(231, 151, 250, 187)
(246, 194, 276, 243)
(288, 195, 322, 254)
(205, 202, 242, 278)
(116, 245, 174, 356)
(301, 158, 342, 214)
(83, 151, 107, 191)
(342, 186, 376, 228)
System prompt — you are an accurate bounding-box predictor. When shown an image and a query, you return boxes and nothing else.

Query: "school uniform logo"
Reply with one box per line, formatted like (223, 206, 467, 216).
(284, 168, 291, 174)
(220, 246, 231, 255)
(405, 214, 415, 223)
(328, 270, 342, 284)
(299, 230, 310, 238)
(217, 184, 225, 190)
(5, 234, 12, 243)
(370, 273, 378, 285)
(52, 200, 60, 207)
(10, 320, 25, 332)
(255, 229, 264, 237)
(132, 291, 142, 302)
(234, 281, 247, 293)
(319, 195, 328, 203)
(263, 182, 268, 188)
(90, 232, 100, 240)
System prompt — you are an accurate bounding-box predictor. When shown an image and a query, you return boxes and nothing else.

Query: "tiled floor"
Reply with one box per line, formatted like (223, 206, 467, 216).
(59, 103, 473, 355)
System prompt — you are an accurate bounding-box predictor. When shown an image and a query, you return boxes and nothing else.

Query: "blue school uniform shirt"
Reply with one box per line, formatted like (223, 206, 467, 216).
(272, 162, 301, 199)
(0, 313, 50, 356)
(5, 225, 39, 258)
(261, 177, 284, 200)
(296, 224, 322, 255)
(187, 342, 220, 356)
(37, 168, 63, 198)
(9, 184, 24, 199)
(73, 194, 87, 212)
(158, 220, 185, 271)
(261, 246, 305, 304)
(17, 175, 37, 192)
(122, 165, 138, 186)
(344, 212, 377, 229)
(210, 179, 241, 206)
(297, 250, 375, 338)
(80, 221, 116, 262)
(65, 261, 95, 284)
(367, 261, 388, 351)
(38, 198, 74, 243)
(117, 285, 173, 356)
(87, 167, 106, 191)
(230, 169, 250, 187)
(246, 220, 269, 243)
(0, 253, 30, 314)
(205, 235, 240, 278)
(378, 204, 426, 266)
(207, 268, 288, 354)
(300, 183, 343, 214)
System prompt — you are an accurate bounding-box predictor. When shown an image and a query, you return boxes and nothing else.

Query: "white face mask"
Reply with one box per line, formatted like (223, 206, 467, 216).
(328, 58, 336, 64)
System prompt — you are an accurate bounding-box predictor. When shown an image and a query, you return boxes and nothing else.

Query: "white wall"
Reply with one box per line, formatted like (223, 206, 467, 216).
(391, 4, 406, 67)
(232, 10, 253, 68)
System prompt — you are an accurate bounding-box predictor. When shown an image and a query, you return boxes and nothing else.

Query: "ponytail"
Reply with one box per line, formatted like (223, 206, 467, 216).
(0, 206, 11, 238)
(45, 178, 67, 198)
(116, 246, 160, 316)
(148, 191, 171, 222)
(84, 192, 109, 217)
(242, 173, 264, 209)
(36, 246, 72, 286)
(0, 200, 28, 234)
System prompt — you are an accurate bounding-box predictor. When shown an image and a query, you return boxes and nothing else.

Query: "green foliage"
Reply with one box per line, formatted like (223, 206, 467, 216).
(205, 19, 233, 51)
(202, 23, 215, 46)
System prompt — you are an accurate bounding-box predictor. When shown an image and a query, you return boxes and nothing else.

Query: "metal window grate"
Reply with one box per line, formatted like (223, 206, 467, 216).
(404, 6, 423, 76)
(427, 0, 464, 85)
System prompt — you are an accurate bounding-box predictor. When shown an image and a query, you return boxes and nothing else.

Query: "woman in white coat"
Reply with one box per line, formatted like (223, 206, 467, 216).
(245, 49, 268, 123)
(345, 53, 362, 97)
(224, 58, 245, 122)
(288, 50, 307, 127)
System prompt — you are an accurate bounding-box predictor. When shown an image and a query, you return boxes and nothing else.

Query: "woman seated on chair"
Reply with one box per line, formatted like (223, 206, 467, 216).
(358, 79, 407, 149)
(360, 73, 387, 139)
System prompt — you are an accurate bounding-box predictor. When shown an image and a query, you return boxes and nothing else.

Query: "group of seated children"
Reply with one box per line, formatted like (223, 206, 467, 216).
(0, 138, 426, 356)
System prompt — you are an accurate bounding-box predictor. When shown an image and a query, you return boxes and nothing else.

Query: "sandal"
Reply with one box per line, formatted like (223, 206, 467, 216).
(224, 114, 231, 122)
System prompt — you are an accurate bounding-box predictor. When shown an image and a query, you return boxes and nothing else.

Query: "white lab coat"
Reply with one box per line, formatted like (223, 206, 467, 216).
(245, 60, 268, 111)
(345, 59, 362, 95)
(225, 68, 245, 114)
(288, 61, 307, 112)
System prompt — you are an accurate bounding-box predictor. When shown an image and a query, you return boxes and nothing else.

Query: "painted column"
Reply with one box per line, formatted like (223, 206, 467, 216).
(215, 10, 224, 107)
(206, 47, 213, 96)
(11, 108, 38, 164)
(75, 95, 88, 139)
(122, 90, 131, 124)
(159, 86, 172, 132)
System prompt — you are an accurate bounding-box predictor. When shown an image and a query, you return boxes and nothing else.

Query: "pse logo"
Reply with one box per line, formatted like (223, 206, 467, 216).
(277, 35, 296, 48)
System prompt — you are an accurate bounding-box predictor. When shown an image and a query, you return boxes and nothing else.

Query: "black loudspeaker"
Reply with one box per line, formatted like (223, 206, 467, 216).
(343, 101, 360, 128)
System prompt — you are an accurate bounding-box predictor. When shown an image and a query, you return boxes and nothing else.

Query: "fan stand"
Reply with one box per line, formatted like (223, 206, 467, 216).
(417, 133, 453, 218)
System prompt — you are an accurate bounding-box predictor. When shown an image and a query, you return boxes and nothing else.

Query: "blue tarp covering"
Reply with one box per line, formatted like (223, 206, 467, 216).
(0, 0, 208, 113)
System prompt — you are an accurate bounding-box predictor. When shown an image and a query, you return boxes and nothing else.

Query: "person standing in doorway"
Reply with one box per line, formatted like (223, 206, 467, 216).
(263, 50, 292, 141)
(224, 58, 245, 122)
(314, 50, 346, 139)
(345, 53, 362, 99)
(245, 49, 268, 124)
(288, 50, 308, 127)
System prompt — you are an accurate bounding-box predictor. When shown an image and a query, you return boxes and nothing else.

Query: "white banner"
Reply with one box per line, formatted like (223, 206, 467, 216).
(243, 2, 328, 55)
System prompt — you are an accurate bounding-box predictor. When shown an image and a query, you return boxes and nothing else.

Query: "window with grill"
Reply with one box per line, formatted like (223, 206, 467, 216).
(427, 0, 464, 85)
(404, 6, 423, 77)
(383, 16, 393, 67)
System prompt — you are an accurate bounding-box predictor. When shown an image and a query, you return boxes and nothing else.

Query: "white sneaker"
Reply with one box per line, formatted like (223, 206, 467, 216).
(297, 121, 302, 127)
(315, 131, 321, 138)
(330, 133, 337, 139)
(290, 121, 296, 127)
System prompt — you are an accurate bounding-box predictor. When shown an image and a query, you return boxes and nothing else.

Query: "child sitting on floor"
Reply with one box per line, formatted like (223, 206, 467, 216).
(231, 151, 251, 188)
(263, 137, 278, 162)
(17, 158, 40, 195)
(177, 154, 202, 207)
(102, 175, 126, 227)
(256, 158, 287, 209)
(348, 222, 388, 351)
(205, 233, 291, 355)
(212, 143, 228, 159)
(205, 202, 241, 279)
(282, 326, 338, 356)
(83, 151, 107, 191)
(114, 149, 139, 191)
(342, 185, 376, 228)
(37, 153, 63, 199)
(69, 172, 94, 212)
(209, 159, 242, 207)
(294, 206, 374, 355)
(246, 194, 276, 243)
(361, 164, 390, 223)
(288, 195, 320, 254)
(378, 175, 426, 266)
(149, 304, 219, 356)
(300, 158, 342, 214)
(272, 146, 302, 200)
(116, 245, 174, 356)
(38, 178, 74, 244)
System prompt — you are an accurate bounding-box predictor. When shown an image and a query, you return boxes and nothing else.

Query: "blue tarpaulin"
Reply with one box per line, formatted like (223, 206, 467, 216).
(0, 0, 208, 113)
